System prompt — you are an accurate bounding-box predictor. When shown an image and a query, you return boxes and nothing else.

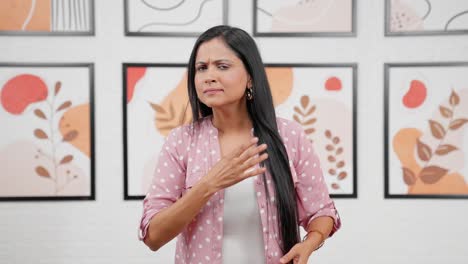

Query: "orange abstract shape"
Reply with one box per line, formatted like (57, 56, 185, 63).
(127, 67, 147, 103)
(265, 67, 293, 106)
(154, 73, 192, 136)
(59, 103, 90, 157)
(325, 77, 342, 91)
(0, 0, 51, 31)
(403, 80, 427, 108)
(1, 74, 48, 115)
(393, 128, 468, 194)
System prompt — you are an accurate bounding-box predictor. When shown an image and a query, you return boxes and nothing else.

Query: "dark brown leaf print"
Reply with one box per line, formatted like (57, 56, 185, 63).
(35, 166, 50, 178)
(419, 166, 448, 184)
(326, 144, 334, 151)
(54, 81, 62, 96)
(301, 96, 309, 109)
(34, 129, 48, 139)
(337, 171, 347, 180)
(335, 147, 343, 155)
(331, 183, 340, 190)
(435, 144, 458, 155)
(59, 155, 74, 164)
(439, 106, 453, 118)
(449, 119, 468, 130)
(449, 90, 459, 106)
(416, 139, 432, 161)
(56, 101, 72, 112)
(336, 161, 345, 168)
(34, 109, 47, 120)
(328, 156, 336, 162)
(325, 130, 332, 139)
(63, 130, 78, 142)
(402, 167, 416, 186)
(329, 168, 336, 175)
(428, 120, 446, 139)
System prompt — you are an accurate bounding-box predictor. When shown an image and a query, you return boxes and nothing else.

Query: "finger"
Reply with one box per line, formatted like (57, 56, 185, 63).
(240, 153, 268, 172)
(242, 165, 267, 179)
(238, 143, 267, 163)
(229, 137, 258, 159)
(280, 246, 298, 264)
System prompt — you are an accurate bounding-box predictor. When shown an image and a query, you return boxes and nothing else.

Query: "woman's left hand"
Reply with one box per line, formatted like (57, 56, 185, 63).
(279, 240, 316, 264)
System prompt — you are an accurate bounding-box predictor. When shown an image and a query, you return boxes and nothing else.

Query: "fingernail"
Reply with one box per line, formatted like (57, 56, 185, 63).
(252, 137, 258, 142)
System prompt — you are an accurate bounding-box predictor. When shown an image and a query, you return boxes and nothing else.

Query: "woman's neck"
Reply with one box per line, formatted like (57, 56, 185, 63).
(211, 105, 252, 135)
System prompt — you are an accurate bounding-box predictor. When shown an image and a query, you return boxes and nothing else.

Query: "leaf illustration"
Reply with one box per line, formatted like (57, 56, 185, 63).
(35, 166, 50, 178)
(56, 101, 72, 112)
(34, 109, 47, 120)
(34, 129, 48, 139)
(149, 102, 166, 114)
(402, 167, 416, 186)
(328, 168, 336, 175)
(293, 115, 301, 124)
(449, 90, 459, 106)
(328, 156, 336, 162)
(428, 120, 446, 139)
(54, 81, 62, 96)
(304, 128, 315, 134)
(435, 144, 457, 155)
(449, 119, 468, 130)
(302, 118, 317, 126)
(326, 144, 335, 151)
(439, 106, 453, 118)
(300, 96, 309, 109)
(335, 147, 343, 155)
(336, 161, 345, 168)
(332, 136, 340, 144)
(337, 171, 347, 180)
(305, 106, 316, 116)
(419, 166, 448, 184)
(331, 183, 340, 190)
(416, 139, 432, 161)
(63, 130, 78, 142)
(293, 106, 305, 116)
(325, 130, 332, 139)
(60, 155, 74, 164)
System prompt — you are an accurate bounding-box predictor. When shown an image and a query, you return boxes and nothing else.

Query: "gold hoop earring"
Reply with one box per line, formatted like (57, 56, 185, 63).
(246, 87, 253, 100)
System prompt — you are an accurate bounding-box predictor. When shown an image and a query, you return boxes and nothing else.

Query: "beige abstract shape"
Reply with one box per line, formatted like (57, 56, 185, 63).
(59, 103, 90, 157)
(0, 0, 51, 31)
(266, 67, 293, 106)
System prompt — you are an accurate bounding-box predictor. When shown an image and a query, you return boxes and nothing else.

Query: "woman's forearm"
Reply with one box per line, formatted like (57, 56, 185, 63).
(144, 179, 217, 251)
(303, 216, 334, 250)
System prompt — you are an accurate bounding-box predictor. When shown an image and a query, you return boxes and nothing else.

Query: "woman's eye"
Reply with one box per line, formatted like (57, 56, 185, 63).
(196, 66, 206, 71)
(218, 64, 229, 70)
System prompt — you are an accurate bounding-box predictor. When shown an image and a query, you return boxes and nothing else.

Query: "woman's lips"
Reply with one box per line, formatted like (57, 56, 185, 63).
(203, 89, 224, 95)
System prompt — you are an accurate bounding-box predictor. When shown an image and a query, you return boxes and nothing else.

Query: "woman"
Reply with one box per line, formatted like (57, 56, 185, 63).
(139, 25, 341, 264)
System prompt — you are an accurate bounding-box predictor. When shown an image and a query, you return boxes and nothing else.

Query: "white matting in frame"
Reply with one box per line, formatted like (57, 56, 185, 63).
(124, 0, 228, 37)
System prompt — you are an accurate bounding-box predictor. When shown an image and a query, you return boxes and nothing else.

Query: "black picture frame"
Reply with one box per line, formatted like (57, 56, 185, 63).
(384, 0, 468, 36)
(0, 63, 96, 201)
(124, 0, 229, 37)
(253, 0, 357, 37)
(0, 0, 95, 36)
(384, 62, 468, 199)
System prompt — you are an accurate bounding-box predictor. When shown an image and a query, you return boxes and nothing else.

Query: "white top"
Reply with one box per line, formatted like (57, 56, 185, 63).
(222, 176, 266, 263)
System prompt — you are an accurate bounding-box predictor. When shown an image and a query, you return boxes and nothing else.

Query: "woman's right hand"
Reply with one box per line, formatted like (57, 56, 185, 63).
(199, 137, 268, 192)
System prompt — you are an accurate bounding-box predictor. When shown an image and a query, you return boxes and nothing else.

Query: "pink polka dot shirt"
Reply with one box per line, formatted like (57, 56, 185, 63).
(139, 116, 341, 264)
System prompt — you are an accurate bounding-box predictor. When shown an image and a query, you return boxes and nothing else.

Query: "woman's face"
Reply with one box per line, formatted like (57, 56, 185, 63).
(194, 37, 251, 108)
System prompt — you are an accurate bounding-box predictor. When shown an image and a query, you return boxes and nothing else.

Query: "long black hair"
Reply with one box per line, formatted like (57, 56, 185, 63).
(186, 25, 300, 256)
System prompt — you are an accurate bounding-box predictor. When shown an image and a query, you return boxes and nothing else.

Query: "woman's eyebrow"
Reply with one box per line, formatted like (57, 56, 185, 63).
(195, 59, 233, 65)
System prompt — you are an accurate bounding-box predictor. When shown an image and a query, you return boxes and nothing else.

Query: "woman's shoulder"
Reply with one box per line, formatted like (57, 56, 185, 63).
(166, 116, 211, 140)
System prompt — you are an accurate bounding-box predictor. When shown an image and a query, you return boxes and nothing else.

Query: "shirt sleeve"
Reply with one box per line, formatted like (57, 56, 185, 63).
(289, 121, 342, 237)
(138, 127, 188, 241)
